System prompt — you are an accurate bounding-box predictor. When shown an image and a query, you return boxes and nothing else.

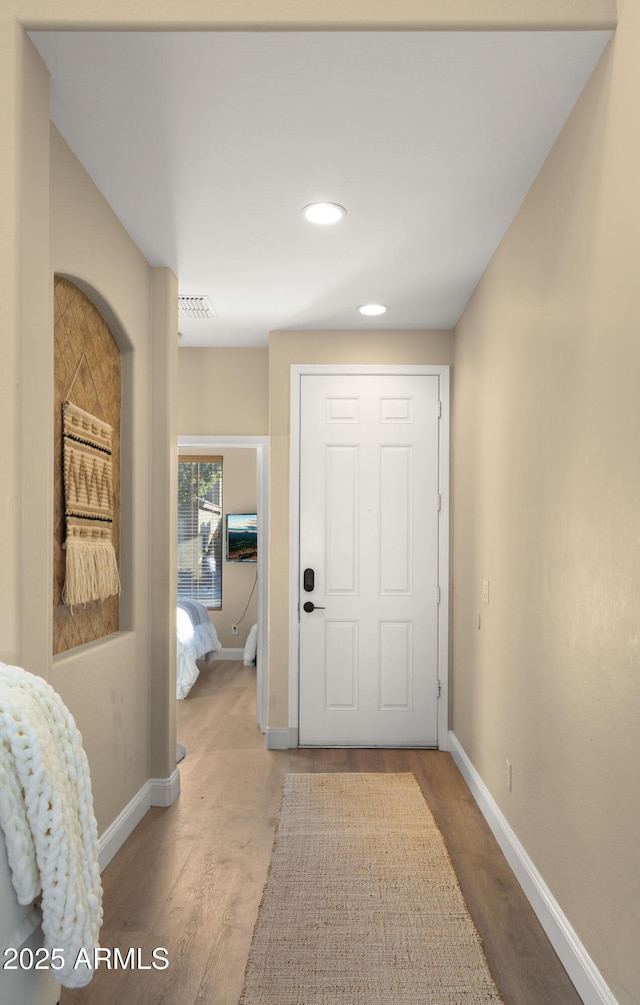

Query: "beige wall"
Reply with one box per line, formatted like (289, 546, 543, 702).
(0, 36, 55, 1004)
(149, 268, 179, 780)
(10, 33, 165, 836)
(216, 449, 258, 648)
(1, 44, 176, 998)
(268, 330, 454, 725)
(1, 2, 632, 1003)
(177, 347, 266, 647)
(50, 126, 178, 823)
(453, 10, 639, 1002)
(178, 347, 269, 435)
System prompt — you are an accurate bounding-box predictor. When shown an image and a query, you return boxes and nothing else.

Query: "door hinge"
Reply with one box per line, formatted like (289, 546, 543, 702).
(437, 493, 442, 512)
(436, 585, 441, 605)
(436, 679, 442, 699)
(437, 399, 442, 418)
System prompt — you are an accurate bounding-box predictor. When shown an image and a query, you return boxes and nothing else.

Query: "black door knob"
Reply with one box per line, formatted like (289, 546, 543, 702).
(303, 601, 326, 613)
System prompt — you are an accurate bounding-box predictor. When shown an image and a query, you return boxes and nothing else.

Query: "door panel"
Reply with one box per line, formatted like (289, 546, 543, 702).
(326, 445, 359, 593)
(325, 621, 359, 709)
(380, 445, 413, 594)
(379, 621, 412, 709)
(298, 373, 440, 747)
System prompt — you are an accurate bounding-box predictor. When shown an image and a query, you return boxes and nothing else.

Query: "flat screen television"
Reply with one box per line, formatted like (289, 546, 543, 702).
(226, 513, 258, 562)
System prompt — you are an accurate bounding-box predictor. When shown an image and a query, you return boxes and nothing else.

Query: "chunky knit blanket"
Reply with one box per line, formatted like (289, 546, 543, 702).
(0, 662, 103, 988)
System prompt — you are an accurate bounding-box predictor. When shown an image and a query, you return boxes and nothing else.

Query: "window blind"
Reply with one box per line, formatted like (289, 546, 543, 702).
(177, 456, 223, 608)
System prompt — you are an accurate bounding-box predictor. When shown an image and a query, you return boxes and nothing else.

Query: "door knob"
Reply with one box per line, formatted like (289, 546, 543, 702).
(303, 601, 326, 613)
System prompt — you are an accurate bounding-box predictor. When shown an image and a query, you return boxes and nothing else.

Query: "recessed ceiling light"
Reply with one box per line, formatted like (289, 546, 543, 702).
(357, 303, 387, 316)
(303, 202, 346, 225)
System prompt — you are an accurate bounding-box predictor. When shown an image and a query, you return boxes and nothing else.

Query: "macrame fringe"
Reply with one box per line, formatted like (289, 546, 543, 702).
(62, 538, 121, 607)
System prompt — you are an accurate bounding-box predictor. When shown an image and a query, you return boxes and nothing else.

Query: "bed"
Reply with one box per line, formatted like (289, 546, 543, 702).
(176, 599, 222, 699)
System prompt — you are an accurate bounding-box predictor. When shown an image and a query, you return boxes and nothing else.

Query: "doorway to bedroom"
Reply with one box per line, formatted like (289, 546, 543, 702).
(177, 435, 269, 733)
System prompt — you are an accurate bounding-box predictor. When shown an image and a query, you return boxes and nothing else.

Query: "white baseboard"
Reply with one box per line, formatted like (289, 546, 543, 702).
(98, 769, 181, 873)
(98, 784, 150, 872)
(215, 648, 244, 661)
(266, 727, 298, 749)
(150, 768, 181, 808)
(448, 732, 618, 1005)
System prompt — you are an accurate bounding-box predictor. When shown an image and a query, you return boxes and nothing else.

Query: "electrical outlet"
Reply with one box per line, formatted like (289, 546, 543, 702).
(231, 625, 239, 636)
(505, 760, 512, 792)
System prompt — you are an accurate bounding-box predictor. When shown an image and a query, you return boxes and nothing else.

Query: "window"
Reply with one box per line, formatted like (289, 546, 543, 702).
(177, 456, 222, 608)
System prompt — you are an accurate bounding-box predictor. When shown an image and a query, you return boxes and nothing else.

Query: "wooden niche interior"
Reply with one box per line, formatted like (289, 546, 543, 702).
(53, 276, 122, 655)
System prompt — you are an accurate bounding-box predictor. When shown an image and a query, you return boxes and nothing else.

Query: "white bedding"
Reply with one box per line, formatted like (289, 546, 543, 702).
(243, 623, 258, 666)
(176, 603, 222, 699)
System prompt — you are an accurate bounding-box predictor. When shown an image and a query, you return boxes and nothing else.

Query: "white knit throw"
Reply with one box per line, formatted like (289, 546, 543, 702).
(0, 663, 103, 988)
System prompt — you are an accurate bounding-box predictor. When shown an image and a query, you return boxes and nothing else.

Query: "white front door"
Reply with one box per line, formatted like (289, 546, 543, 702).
(298, 373, 441, 746)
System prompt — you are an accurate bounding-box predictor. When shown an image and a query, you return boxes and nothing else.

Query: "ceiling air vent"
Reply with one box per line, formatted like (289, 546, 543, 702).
(178, 295, 217, 320)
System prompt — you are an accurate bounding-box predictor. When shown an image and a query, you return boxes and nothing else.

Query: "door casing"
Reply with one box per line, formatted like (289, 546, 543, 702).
(178, 434, 269, 734)
(289, 363, 450, 750)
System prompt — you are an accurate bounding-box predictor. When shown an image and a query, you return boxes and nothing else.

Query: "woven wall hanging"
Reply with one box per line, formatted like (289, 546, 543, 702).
(62, 400, 121, 607)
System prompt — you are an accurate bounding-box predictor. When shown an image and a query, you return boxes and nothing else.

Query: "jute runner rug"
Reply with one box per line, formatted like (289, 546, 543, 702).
(240, 773, 504, 1004)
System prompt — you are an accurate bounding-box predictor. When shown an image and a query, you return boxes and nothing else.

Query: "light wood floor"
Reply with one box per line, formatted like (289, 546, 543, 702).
(62, 661, 583, 1005)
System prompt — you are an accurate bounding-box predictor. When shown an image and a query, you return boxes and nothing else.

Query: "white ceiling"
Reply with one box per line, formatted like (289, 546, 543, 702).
(30, 30, 611, 347)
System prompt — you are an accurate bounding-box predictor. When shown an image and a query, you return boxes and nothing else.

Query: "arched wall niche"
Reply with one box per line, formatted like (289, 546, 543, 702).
(53, 274, 131, 653)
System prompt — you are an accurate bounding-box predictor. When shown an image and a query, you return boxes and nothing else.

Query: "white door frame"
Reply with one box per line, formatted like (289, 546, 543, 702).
(289, 364, 450, 751)
(178, 434, 269, 733)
